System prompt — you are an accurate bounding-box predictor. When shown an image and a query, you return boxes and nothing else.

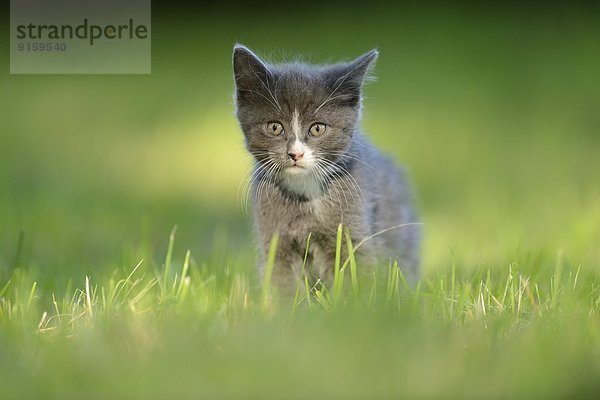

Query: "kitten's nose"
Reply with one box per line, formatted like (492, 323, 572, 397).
(288, 152, 304, 162)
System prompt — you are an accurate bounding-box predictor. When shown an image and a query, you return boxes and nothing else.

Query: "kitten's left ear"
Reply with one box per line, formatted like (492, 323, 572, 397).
(347, 49, 379, 84)
(328, 49, 379, 107)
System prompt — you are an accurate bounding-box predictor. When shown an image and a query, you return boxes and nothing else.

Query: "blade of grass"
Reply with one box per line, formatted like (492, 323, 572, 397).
(262, 233, 279, 308)
(293, 233, 313, 311)
(177, 250, 191, 298)
(27, 281, 37, 310)
(344, 228, 359, 296)
(333, 223, 343, 301)
(85, 276, 93, 319)
(163, 226, 177, 292)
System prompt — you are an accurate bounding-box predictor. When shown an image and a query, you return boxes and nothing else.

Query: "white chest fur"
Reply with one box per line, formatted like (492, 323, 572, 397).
(279, 170, 323, 200)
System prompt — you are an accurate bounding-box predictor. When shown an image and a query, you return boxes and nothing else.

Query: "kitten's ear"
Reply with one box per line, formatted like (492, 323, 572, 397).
(347, 49, 379, 84)
(232, 44, 271, 93)
(327, 49, 379, 107)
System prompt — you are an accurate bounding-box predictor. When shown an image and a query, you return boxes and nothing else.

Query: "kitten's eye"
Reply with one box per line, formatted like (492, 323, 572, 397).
(309, 123, 327, 137)
(266, 122, 284, 136)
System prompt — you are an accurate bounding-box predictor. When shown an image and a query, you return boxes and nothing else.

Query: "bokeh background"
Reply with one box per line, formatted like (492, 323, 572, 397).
(1, 1, 599, 285)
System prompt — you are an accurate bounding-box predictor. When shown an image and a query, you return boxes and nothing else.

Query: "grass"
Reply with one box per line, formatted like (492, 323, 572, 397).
(1, 227, 599, 398)
(1, 4, 600, 399)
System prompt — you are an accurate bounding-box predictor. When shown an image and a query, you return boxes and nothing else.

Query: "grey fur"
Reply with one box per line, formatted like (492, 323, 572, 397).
(232, 45, 421, 290)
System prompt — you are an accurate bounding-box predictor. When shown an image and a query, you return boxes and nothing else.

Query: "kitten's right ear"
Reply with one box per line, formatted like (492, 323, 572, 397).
(232, 44, 271, 91)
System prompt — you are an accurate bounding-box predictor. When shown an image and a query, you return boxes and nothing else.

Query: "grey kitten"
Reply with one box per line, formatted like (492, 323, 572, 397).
(232, 45, 421, 290)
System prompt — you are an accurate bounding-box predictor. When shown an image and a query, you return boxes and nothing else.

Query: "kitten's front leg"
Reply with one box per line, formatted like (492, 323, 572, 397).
(258, 233, 306, 294)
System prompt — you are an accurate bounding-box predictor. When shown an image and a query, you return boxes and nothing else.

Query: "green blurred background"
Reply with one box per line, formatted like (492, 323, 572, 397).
(1, 1, 599, 283)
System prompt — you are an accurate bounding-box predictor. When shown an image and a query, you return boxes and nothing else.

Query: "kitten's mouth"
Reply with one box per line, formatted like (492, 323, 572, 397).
(288, 160, 306, 168)
(285, 164, 308, 174)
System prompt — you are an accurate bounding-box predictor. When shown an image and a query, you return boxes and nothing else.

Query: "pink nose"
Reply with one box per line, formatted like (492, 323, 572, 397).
(288, 152, 304, 162)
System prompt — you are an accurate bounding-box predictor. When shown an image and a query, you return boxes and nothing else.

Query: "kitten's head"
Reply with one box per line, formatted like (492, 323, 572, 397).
(232, 45, 377, 179)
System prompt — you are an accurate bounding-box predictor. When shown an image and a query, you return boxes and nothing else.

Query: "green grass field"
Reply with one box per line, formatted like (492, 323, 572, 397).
(1, 5, 600, 399)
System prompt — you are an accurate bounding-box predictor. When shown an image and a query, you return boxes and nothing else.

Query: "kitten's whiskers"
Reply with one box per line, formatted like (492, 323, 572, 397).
(317, 155, 366, 206)
(240, 156, 278, 213)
